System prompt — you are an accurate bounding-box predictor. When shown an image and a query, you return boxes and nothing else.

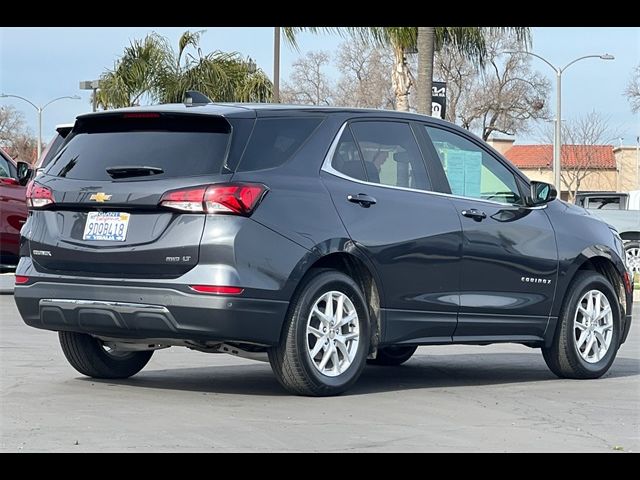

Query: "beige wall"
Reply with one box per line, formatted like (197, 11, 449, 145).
(517, 145, 640, 197)
(520, 168, 618, 200)
(614, 146, 640, 192)
(487, 138, 515, 155)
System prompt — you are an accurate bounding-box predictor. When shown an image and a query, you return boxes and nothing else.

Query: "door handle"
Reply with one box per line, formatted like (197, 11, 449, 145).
(461, 209, 487, 221)
(347, 193, 377, 208)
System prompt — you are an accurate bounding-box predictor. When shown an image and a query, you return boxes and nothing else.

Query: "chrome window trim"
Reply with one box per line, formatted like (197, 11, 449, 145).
(321, 120, 546, 210)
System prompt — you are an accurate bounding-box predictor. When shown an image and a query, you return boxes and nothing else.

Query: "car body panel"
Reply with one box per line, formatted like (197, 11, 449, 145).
(13, 103, 632, 350)
(0, 148, 27, 268)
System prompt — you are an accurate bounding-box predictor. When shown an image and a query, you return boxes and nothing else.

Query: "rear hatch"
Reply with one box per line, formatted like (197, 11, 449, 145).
(28, 111, 247, 278)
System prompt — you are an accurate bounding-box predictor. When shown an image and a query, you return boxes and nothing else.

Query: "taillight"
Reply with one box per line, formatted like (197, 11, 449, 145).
(25, 181, 55, 209)
(15, 275, 29, 285)
(160, 183, 267, 216)
(189, 285, 244, 295)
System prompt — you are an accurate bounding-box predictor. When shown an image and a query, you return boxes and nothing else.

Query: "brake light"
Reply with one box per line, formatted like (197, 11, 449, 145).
(122, 112, 161, 118)
(189, 285, 244, 295)
(15, 275, 29, 285)
(160, 183, 267, 215)
(25, 181, 55, 209)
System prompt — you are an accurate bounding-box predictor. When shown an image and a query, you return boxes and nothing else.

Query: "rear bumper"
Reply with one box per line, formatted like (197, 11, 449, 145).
(14, 281, 289, 346)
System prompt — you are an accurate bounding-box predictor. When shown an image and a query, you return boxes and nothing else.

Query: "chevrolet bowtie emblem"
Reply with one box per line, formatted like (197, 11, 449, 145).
(90, 192, 112, 202)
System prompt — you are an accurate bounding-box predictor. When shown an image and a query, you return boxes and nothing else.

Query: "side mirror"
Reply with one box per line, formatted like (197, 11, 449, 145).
(16, 161, 33, 186)
(529, 181, 557, 206)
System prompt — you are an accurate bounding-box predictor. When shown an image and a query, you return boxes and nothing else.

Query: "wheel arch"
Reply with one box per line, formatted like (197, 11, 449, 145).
(283, 244, 384, 356)
(570, 253, 628, 319)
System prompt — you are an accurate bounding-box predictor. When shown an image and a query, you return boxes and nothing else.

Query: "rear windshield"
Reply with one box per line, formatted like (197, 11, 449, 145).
(43, 114, 232, 180)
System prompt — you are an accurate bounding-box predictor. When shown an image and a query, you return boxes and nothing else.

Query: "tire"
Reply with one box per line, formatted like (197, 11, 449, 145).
(624, 240, 640, 274)
(268, 269, 370, 396)
(542, 271, 620, 379)
(59, 331, 153, 379)
(367, 346, 417, 366)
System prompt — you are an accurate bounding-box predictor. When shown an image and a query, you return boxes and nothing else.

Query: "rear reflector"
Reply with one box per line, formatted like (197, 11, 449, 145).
(26, 181, 55, 209)
(160, 183, 267, 216)
(623, 271, 632, 293)
(15, 275, 29, 285)
(189, 285, 244, 295)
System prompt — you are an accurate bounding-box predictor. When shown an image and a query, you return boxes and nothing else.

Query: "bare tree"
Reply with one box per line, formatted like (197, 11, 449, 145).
(538, 112, 618, 201)
(281, 51, 334, 106)
(435, 30, 550, 140)
(625, 64, 640, 113)
(334, 38, 395, 109)
(0, 106, 38, 163)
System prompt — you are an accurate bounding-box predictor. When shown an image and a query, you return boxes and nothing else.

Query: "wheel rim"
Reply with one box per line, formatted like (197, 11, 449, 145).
(573, 289, 614, 364)
(306, 290, 360, 377)
(626, 246, 640, 273)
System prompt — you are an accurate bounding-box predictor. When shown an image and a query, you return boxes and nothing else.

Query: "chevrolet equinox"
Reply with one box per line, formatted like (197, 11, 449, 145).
(14, 101, 634, 396)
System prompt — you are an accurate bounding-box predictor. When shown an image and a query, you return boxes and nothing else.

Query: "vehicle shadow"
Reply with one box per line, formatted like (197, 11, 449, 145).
(85, 352, 640, 397)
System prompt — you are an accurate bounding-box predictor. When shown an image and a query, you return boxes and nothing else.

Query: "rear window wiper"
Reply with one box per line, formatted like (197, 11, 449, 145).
(106, 165, 164, 178)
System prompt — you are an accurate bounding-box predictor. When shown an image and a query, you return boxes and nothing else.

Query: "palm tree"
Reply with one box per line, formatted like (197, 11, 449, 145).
(96, 30, 272, 109)
(284, 27, 530, 114)
(416, 27, 435, 115)
(415, 27, 531, 115)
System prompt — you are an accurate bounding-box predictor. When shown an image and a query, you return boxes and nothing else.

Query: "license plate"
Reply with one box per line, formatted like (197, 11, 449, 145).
(83, 212, 130, 241)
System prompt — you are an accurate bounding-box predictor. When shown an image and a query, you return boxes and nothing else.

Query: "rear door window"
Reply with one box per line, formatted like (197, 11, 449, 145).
(330, 127, 367, 181)
(236, 117, 323, 172)
(43, 114, 233, 180)
(349, 121, 431, 191)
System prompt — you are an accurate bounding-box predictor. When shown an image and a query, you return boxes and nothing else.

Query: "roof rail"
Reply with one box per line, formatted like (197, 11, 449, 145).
(183, 90, 212, 106)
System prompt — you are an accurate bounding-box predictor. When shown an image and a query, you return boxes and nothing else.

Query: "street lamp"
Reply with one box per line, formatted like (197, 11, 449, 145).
(505, 51, 614, 195)
(79, 80, 102, 112)
(0, 93, 80, 159)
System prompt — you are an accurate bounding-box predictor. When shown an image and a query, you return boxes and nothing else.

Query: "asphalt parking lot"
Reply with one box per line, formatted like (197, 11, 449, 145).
(0, 292, 638, 452)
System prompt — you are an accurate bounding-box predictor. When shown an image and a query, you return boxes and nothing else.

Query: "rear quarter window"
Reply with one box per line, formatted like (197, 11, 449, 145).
(236, 117, 323, 172)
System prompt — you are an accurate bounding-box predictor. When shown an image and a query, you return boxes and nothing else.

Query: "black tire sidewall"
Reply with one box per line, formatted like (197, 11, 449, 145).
(380, 345, 417, 360)
(561, 272, 620, 376)
(292, 271, 370, 392)
(59, 331, 152, 379)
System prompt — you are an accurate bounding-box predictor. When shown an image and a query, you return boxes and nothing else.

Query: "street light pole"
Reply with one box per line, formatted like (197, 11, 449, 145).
(505, 51, 614, 196)
(0, 94, 80, 159)
(79, 80, 102, 112)
(555, 69, 562, 192)
(273, 27, 281, 103)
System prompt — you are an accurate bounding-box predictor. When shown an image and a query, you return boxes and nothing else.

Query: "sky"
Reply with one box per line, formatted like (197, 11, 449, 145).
(0, 26, 638, 145)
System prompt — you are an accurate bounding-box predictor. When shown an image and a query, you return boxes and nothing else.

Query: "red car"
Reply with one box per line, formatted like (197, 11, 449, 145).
(0, 147, 27, 270)
(0, 124, 73, 270)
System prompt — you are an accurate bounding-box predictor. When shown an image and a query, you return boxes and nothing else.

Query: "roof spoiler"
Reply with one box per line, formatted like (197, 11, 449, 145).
(183, 90, 212, 106)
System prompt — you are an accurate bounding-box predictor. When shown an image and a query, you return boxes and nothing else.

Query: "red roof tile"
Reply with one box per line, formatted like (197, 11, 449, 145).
(504, 144, 616, 169)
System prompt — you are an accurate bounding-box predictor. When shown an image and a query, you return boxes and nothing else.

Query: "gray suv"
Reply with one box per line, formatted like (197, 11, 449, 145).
(14, 102, 634, 396)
